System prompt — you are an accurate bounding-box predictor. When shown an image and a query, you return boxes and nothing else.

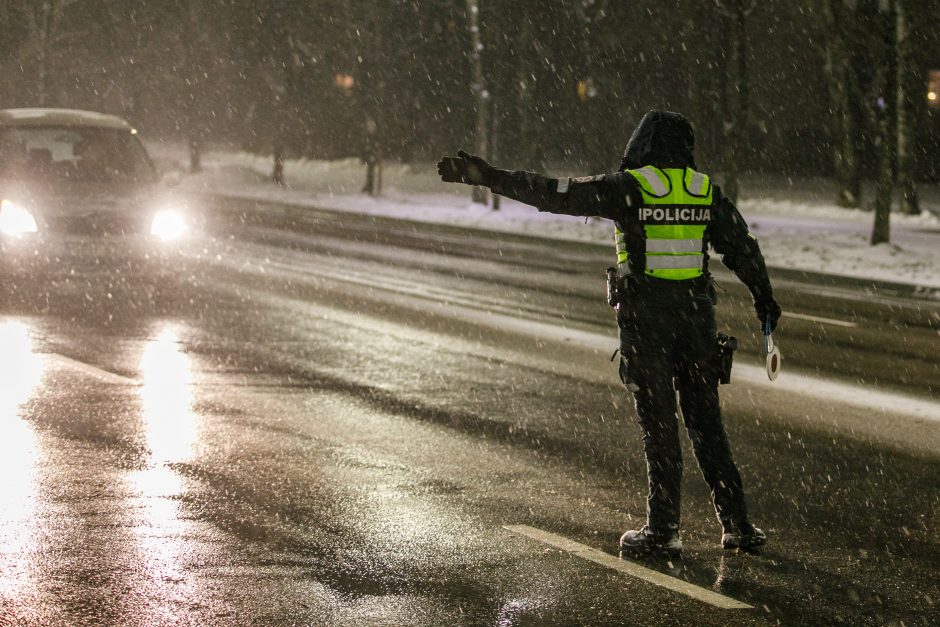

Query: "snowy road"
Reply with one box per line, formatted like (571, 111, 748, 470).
(0, 195, 937, 625)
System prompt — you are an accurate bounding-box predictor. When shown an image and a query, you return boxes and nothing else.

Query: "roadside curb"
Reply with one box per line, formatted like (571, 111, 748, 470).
(202, 189, 940, 304)
(766, 266, 940, 303)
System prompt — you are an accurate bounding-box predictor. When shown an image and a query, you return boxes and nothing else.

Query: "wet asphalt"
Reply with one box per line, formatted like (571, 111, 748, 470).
(0, 195, 938, 626)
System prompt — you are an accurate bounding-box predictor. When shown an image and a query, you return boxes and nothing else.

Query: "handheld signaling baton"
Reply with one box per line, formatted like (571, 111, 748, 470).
(764, 318, 781, 381)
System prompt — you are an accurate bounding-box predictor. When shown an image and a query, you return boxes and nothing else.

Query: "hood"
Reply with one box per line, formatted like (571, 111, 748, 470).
(0, 176, 167, 236)
(0, 177, 156, 218)
(620, 110, 696, 171)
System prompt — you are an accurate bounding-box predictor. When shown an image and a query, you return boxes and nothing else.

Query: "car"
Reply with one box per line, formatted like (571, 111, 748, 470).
(0, 108, 193, 281)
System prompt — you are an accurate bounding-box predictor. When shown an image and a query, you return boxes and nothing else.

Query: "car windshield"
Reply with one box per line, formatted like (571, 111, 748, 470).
(0, 126, 156, 184)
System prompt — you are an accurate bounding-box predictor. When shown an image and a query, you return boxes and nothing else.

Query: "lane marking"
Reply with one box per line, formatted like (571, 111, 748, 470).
(782, 312, 857, 328)
(48, 354, 139, 386)
(503, 525, 752, 610)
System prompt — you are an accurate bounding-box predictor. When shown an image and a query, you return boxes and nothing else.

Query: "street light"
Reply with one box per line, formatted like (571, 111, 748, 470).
(929, 70, 940, 109)
(334, 73, 355, 96)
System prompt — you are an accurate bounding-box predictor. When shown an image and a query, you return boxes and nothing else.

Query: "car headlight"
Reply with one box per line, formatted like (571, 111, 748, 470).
(150, 210, 187, 241)
(0, 199, 38, 237)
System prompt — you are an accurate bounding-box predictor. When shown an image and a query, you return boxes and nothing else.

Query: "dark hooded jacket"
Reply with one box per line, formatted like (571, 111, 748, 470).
(621, 110, 696, 171)
(484, 109, 773, 302)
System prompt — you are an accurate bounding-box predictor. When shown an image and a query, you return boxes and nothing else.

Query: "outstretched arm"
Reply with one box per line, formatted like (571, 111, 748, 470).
(438, 150, 632, 220)
(708, 191, 782, 330)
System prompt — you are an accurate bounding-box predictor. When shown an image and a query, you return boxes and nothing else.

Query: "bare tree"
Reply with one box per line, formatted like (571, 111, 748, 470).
(571, 0, 611, 174)
(715, 0, 755, 205)
(822, 0, 863, 208)
(871, 0, 897, 245)
(19, 0, 84, 106)
(180, 0, 205, 172)
(512, 9, 538, 169)
(894, 0, 919, 215)
(466, 0, 488, 205)
(246, 4, 321, 186)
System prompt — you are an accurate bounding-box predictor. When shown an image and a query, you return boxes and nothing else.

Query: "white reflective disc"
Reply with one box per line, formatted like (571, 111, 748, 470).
(766, 346, 781, 381)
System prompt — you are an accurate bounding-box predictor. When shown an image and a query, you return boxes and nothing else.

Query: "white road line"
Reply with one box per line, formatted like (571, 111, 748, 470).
(782, 312, 857, 328)
(503, 525, 752, 610)
(48, 354, 139, 386)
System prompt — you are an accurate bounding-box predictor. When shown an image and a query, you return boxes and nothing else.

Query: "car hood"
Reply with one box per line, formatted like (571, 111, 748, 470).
(0, 179, 159, 218)
(0, 178, 188, 238)
(0, 182, 156, 218)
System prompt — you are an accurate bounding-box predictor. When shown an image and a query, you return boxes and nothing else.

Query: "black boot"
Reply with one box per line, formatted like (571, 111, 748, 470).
(620, 526, 682, 557)
(721, 523, 766, 550)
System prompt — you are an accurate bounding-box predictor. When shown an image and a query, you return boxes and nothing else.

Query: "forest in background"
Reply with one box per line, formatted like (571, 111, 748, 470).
(1, 0, 939, 227)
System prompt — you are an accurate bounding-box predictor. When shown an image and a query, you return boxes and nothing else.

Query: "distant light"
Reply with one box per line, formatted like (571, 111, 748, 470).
(929, 70, 940, 108)
(577, 78, 597, 102)
(334, 73, 355, 94)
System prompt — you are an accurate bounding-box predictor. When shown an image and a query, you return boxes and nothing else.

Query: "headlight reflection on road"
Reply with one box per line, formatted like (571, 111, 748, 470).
(0, 320, 46, 599)
(132, 324, 199, 601)
(139, 325, 197, 464)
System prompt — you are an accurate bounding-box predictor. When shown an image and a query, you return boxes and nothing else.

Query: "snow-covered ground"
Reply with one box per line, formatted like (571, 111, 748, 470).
(149, 144, 940, 289)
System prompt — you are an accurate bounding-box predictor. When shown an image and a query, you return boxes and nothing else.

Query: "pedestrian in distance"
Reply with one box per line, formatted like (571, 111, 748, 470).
(437, 110, 782, 556)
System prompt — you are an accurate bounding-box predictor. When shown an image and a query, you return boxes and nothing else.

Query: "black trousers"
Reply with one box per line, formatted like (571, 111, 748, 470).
(618, 276, 749, 534)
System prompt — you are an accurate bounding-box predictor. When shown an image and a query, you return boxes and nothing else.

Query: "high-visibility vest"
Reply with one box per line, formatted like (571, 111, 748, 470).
(615, 166, 713, 281)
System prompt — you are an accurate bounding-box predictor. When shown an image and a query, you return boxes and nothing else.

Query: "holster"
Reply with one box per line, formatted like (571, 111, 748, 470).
(716, 332, 737, 385)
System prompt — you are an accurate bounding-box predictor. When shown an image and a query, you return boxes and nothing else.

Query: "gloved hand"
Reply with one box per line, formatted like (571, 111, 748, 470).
(437, 150, 493, 186)
(754, 297, 782, 332)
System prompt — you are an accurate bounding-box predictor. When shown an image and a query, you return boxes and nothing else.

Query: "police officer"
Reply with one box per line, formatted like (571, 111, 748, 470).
(438, 110, 781, 555)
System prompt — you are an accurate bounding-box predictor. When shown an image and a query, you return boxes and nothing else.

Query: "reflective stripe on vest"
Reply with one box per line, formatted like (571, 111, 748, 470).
(615, 225, 628, 266)
(632, 166, 671, 197)
(646, 254, 704, 270)
(684, 169, 710, 197)
(645, 238, 702, 253)
(616, 167, 712, 281)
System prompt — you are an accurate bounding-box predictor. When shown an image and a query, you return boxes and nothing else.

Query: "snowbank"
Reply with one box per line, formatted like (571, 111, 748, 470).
(148, 143, 940, 289)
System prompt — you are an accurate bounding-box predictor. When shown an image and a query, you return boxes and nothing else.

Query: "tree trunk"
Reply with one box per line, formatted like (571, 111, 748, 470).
(189, 137, 202, 174)
(272, 144, 284, 186)
(183, 0, 202, 173)
(822, 0, 862, 207)
(37, 1, 54, 106)
(515, 15, 536, 167)
(721, 1, 749, 204)
(894, 0, 919, 215)
(491, 99, 500, 210)
(735, 3, 749, 202)
(466, 0, 488, 205)
(374, 144, 383, 196)
(188, 137, 202, 173)
(871, 5, 898, 246)
(871, 102, 894, 245)
(572, 4, 608, 174)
